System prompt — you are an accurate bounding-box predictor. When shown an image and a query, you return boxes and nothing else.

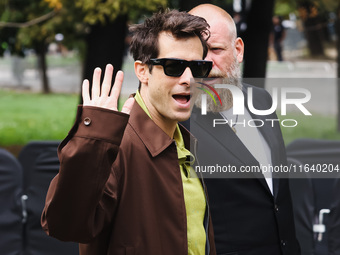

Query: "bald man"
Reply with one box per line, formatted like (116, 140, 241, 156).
(187, 4, 300, 255)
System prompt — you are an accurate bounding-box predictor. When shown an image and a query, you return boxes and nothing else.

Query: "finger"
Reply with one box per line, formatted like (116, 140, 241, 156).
(101, 64, 114, 97)
(92, 67, 102, 99)
(121, 97, 135, 114)
(110, 70, 124, 100)
(82, 79, 90, 105)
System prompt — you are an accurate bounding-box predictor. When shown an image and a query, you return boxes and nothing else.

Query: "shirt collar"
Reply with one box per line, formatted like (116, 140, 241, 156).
(134, 90, 152, 119)
(133, 90, 195, 170)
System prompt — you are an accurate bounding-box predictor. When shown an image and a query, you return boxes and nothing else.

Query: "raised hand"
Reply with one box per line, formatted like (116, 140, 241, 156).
(82, 64, 134, 114)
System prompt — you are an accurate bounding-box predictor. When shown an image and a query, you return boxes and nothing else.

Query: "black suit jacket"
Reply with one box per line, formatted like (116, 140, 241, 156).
(187, 84, 300, 255)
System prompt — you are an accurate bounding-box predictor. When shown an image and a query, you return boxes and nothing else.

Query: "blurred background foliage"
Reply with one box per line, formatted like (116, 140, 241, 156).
(0, 0, 339, 112)
(1, 0, 167, 54)
(1, 0, 339, 93)
(0, 0, 339, 151)
(0, 0, 166, 94)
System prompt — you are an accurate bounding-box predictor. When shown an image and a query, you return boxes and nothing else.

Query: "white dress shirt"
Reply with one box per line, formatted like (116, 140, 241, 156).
(220, 108, 273, 194)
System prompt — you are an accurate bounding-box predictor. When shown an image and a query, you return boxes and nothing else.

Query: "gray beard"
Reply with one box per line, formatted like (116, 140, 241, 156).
(194, 58, 243, 113)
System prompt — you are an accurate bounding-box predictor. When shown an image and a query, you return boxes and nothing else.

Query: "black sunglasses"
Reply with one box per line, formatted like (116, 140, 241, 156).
(149, 58, 212, 78)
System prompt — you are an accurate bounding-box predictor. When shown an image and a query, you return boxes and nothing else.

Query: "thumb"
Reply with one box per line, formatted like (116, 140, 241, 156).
(121, 97, 135, 114)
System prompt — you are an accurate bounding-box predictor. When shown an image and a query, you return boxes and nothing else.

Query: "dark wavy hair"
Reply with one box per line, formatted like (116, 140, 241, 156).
(129, 9, 210, 66)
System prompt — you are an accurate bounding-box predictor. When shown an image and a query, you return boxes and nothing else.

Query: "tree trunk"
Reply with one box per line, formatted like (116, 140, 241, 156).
(336, 5, 340, 132)
(242, 0, 274, 88)
(297, 1, 325, 57)
(35, 42, 50, 94)
(81, 15, 128, 104)
(338, 18, 340, 80)
(303, 17, 325, 56)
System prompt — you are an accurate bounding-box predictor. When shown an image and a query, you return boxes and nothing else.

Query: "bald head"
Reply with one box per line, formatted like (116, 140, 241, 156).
(190, 4, 244, 112)
(189, 4, 237, 41)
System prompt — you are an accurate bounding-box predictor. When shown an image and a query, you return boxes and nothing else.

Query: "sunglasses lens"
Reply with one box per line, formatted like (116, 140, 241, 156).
(191, 61, 211, 78)
(164, 60, 186, 77)
(152, 58, 212, 78)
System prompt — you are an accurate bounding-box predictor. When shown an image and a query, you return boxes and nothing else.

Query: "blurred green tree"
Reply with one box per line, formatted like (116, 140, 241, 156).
(275, 0, 338, 57)
(275, 0, 340, 131)
(0, 0, 166, 94)
(0, 0, 58, 93)
(45, 0, 166, 100)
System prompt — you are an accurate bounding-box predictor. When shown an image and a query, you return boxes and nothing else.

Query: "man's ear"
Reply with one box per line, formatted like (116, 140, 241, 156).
(134, 60, 149, 84)
(235, 37, 244, 63)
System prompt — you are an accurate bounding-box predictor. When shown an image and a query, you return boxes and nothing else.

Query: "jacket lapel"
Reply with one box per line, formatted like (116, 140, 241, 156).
(192, 108, 259, 166)
(192, 107, 273, 195)
(129, 103, 174, 157)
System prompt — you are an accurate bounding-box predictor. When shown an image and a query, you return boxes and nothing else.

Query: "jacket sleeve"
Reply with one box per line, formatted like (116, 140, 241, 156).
(41, 105, 129, 243)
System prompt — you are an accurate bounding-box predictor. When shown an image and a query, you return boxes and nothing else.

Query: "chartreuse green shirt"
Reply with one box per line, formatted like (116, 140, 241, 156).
(134, 91, 206, 255)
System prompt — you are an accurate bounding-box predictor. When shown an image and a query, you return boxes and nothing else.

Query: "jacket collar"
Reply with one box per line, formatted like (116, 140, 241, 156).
(128, 102, 195, 157)
(191, 84, 278, 197)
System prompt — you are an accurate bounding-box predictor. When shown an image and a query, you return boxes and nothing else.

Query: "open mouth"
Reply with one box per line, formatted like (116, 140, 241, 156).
(172, 94, 191, 104)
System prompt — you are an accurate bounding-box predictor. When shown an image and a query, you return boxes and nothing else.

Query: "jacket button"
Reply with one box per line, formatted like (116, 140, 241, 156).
(281, 240, 286, 246)
(84, 117, 91, 126)
(274, 204, 279, 212)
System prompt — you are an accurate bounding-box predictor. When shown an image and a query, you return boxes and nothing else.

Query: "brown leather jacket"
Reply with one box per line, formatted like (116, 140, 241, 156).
(41, 103, 216, 255)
